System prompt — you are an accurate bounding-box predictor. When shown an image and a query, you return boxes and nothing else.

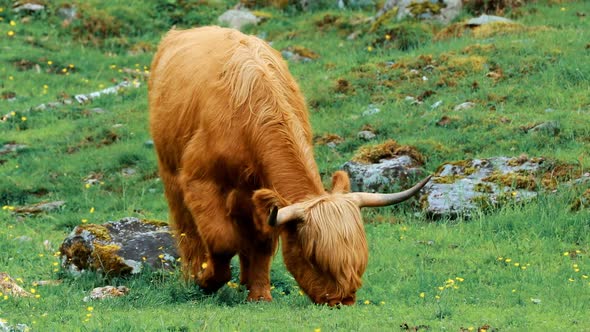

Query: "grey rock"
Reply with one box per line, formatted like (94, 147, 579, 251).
(376, 0, 462, 24)
(343, 155, 426, 193)
(421, 157, 543, 219)
(357, 130, 376, 141)
(467, 14, 513, 26)
(218, 9, 258, 31)
(59, 217, 178, 276)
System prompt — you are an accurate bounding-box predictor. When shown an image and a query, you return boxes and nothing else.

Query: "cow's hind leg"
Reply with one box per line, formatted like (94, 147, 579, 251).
(160, 169, 207, 281)
(182, 179, 239, 293)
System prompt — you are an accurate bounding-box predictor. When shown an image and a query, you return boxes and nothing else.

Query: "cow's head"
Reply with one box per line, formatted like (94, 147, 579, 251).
(253, 171, 431, 306)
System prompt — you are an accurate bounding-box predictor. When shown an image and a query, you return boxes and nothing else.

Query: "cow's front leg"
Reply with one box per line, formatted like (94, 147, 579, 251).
(241, 239, 278, 302)
(182, 179, 239, 293)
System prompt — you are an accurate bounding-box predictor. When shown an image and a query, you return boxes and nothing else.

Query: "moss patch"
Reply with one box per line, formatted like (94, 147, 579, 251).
(91, 243, 132, 275)
(141, 219, 169, 227)
(483, 171, 537, 190)
(77, 224, 112, 241)
(352, 140, 425, 165)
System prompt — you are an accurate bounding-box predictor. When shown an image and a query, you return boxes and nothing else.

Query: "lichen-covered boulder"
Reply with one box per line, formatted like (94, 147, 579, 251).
(343, 156, 426, 193)
(59, 217, 178, 276)
(420, 156, 545, 219)
(342, 140, 427, 192)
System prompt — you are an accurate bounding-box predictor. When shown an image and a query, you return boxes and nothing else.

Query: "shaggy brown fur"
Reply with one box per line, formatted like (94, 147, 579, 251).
(149, 26, 399, 305)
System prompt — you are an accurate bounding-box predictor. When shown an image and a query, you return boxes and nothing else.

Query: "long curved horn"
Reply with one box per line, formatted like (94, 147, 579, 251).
(268, 203, 305, 227)
(347, 175, 432, 208)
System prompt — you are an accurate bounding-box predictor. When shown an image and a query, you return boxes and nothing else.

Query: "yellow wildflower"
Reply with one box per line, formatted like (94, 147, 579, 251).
(419, 292, 425, 298)
(10, 20, 16, 26)
(363, 300, 370, 305)
(90, 207, 95, 213)
(201, 262, 207, 269)
(367, 46, 373, 52)
(47, 60, 53, 65)
(87, 306, 93, 311)
(81, 219, 88, 223)
(21, 116, 27, 122)
(7, 31, 14, 37)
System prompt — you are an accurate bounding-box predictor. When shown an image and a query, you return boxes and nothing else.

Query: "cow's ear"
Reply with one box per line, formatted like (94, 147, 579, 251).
(331, 171, 351, 194)
(252, 189, 288, 233)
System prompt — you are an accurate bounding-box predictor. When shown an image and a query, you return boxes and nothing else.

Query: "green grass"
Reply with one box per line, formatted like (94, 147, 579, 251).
(1, 0, 589, 330)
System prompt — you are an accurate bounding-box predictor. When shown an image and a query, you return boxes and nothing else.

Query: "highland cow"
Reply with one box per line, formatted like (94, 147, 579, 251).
(149, 26, 430, 306)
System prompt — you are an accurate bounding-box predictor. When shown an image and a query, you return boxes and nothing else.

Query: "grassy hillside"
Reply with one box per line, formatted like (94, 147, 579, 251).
(1, 0, 589, 331)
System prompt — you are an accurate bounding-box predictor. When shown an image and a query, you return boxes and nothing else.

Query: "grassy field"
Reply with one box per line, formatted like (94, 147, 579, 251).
(1, 0, 589, 331)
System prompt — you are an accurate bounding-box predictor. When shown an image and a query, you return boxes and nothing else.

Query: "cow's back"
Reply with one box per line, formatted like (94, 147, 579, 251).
(149, 26, 253, 173)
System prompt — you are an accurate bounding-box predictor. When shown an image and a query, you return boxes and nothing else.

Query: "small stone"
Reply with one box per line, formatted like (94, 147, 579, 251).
(13, 201, 66, 214)
(357, 130, 376, 141)
(529, 121, 560, 136)
(0, 143, 27, 156)
(431, 100, 443, 109)
(83, 286, 129, 302)
(0, 272, 32, 297)
(14, 236, 32, 242)
(218, 9, 258, 30)
(13, 3, 45, 12)
(362, 105, 381, 116)
(453, 102, 476, 111)
(57, 6, 77, 21)
(122, 168, 136, 176)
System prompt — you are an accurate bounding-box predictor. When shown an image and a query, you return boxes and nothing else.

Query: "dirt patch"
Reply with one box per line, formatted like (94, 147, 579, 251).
(570, 189, 590, 211)
(314, 133, 344, 146)
(335, 78, 354, 94)
(66, 129, 121, 154)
